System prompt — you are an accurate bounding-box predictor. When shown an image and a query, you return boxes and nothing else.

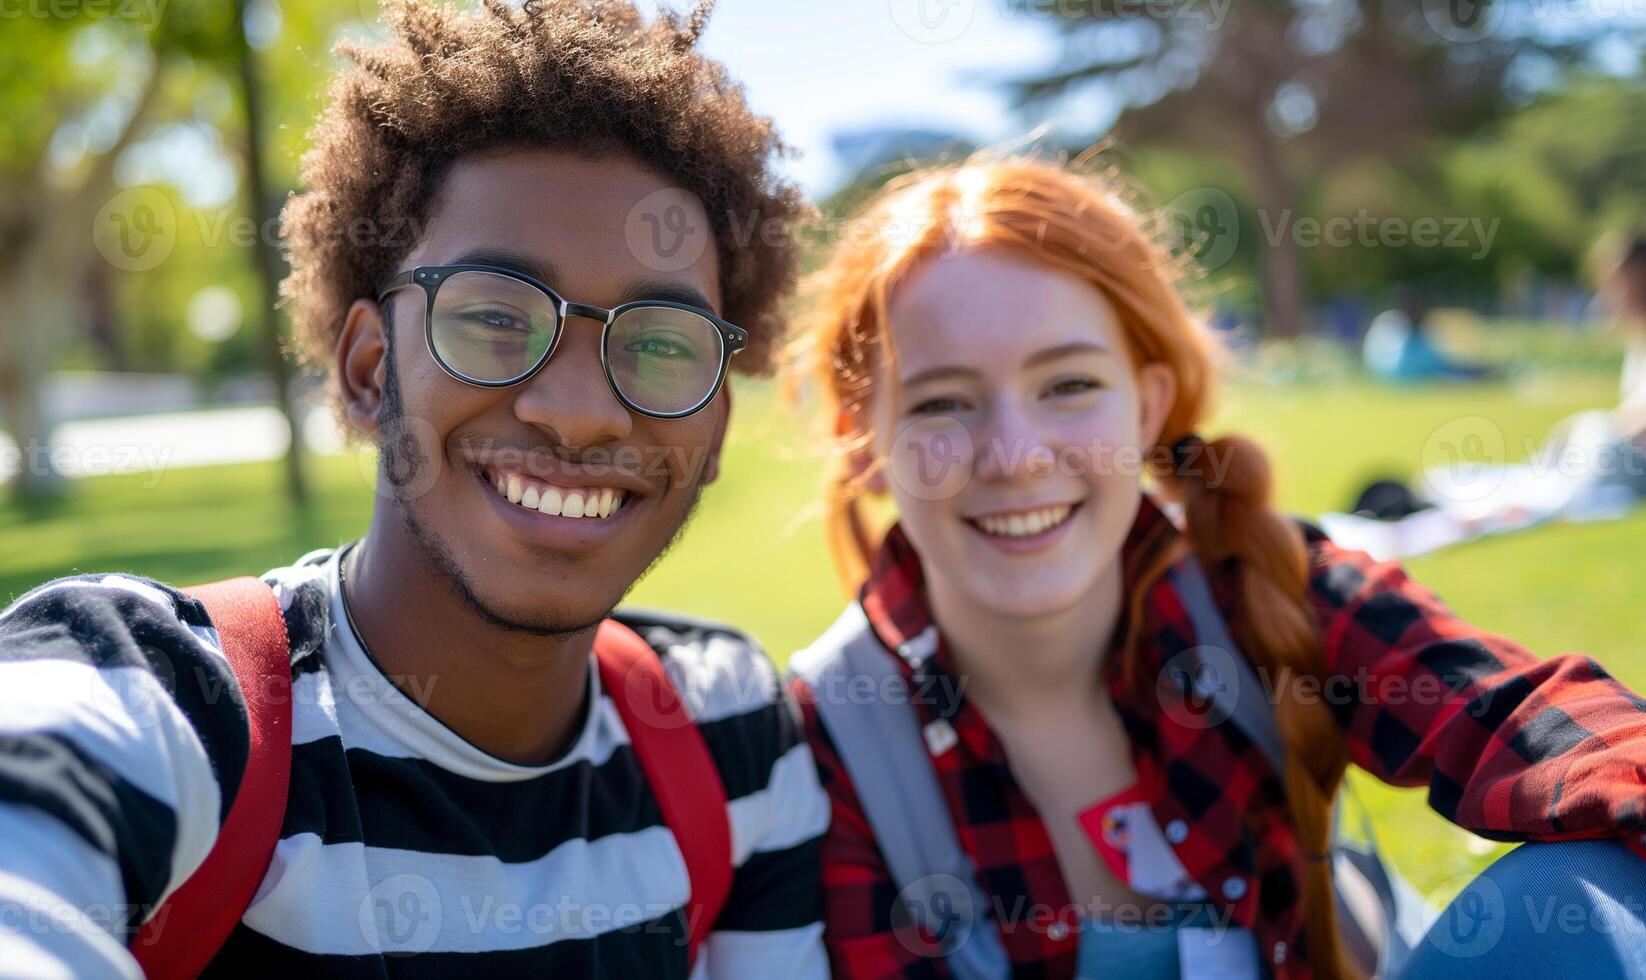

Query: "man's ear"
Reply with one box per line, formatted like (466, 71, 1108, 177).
(699, 386, 733, 486)
(1136, 361, 1178, 449)
(836, 407, 888, 495)
(338, 298, 390, 434)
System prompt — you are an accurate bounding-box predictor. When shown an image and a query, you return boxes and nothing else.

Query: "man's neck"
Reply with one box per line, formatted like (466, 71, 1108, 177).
(340, 525, 594, 767)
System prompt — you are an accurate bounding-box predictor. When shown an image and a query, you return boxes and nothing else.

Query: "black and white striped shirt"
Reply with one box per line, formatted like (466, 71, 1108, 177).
(0, 543, 829, 978)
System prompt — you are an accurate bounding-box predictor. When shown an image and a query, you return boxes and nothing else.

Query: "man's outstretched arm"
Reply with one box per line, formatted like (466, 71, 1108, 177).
(0, 574, 254, 977)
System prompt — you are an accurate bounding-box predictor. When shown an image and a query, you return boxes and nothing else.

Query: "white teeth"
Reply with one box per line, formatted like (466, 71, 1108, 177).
(974, 504, 1074, 539)
(486, 469, 628, 520)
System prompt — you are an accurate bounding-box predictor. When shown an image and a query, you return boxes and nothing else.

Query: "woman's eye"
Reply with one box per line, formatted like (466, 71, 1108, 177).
(1047, 377, 1102, 397)
(908, 396, 965, 416)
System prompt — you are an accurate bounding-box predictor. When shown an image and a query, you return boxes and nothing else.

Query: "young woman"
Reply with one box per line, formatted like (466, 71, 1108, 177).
(784, 157, 1646, 979)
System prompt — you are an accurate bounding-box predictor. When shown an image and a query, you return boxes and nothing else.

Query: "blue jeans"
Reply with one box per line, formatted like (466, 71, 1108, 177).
(1398, 839, 1646, 979)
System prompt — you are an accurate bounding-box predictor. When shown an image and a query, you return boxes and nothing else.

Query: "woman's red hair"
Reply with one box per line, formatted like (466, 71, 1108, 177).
(787, 155, 1354, 978)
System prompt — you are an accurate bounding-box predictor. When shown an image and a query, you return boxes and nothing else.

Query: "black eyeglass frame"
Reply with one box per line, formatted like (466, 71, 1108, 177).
(378, 263, 748, 420)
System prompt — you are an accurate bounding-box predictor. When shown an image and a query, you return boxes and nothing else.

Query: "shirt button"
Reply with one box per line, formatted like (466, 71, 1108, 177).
(1165, 819, 1188, 844)
(1222, 876, 1247, 900)
(1273, 941, 1288, 964)
(1047, 921, 1070, 942)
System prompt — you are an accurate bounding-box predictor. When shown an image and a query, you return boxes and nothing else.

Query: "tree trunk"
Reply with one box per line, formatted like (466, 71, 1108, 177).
(1248, 134, 1307, 340)
(232, 0, 308, 508)
(0, 277, 66, 502)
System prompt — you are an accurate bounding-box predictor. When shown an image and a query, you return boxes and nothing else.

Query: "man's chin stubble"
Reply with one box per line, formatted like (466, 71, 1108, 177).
(394, 473, 708, 638)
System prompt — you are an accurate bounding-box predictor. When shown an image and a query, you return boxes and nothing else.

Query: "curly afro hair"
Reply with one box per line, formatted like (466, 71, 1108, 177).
(279, 0, 808, 412)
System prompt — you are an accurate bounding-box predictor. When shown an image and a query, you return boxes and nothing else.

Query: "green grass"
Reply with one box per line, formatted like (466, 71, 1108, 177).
(5, 370, 1644, 899)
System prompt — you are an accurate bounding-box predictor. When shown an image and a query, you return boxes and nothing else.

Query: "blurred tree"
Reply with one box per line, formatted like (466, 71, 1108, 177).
(0, 0, 358, 504)
(0, 18, 165, 501)
(1005, 0, 1640, 337)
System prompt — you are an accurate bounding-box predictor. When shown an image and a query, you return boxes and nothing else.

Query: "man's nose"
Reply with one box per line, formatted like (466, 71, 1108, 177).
(510, 316, 633, 449)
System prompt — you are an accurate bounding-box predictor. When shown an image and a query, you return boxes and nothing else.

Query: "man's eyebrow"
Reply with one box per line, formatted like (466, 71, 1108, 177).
(447, 248, 558, 286)
(900, 342, 1112, 388)
(621, 279, 718, 316)
(438, 253, 715, 314)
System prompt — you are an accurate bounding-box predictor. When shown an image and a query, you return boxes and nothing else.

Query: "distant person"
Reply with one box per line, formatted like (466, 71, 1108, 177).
(1361, 309, 1494, 384)
(1333, 237, 1646, 558)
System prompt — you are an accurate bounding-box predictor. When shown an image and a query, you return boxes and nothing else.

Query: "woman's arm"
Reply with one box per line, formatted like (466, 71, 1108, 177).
(786, 675, 952, 980)
(1308, 537, 1646, 847)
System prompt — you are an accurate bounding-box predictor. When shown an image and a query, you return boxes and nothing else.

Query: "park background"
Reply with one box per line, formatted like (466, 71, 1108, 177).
(4, 0, 1646, 906)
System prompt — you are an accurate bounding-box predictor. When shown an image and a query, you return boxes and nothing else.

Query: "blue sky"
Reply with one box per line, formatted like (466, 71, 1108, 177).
(697, 1, 1067, 195)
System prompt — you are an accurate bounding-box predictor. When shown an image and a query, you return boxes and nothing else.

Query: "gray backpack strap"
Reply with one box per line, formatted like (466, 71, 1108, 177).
(1168, 556, 1418, 977)
(791, 604, 1010, 980)
(1167, 558, 1287, 772)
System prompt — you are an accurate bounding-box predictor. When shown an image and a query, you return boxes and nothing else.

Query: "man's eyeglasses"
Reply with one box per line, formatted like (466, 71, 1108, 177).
(378, 264, 748, 419)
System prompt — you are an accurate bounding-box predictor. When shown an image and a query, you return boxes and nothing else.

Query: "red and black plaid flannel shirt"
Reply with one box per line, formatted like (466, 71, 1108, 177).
(789, 495, 1646, 979)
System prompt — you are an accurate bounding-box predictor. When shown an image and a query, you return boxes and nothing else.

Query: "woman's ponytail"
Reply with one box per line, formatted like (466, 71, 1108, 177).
(1154, 432, 1354, 980)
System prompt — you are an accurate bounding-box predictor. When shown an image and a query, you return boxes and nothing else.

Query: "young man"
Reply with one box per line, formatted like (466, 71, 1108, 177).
(0, 2, 827, 976)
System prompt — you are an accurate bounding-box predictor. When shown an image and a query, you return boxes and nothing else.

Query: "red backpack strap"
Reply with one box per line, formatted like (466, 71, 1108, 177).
(131, 577, 292, 979)
(594, 619, 733, 967)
